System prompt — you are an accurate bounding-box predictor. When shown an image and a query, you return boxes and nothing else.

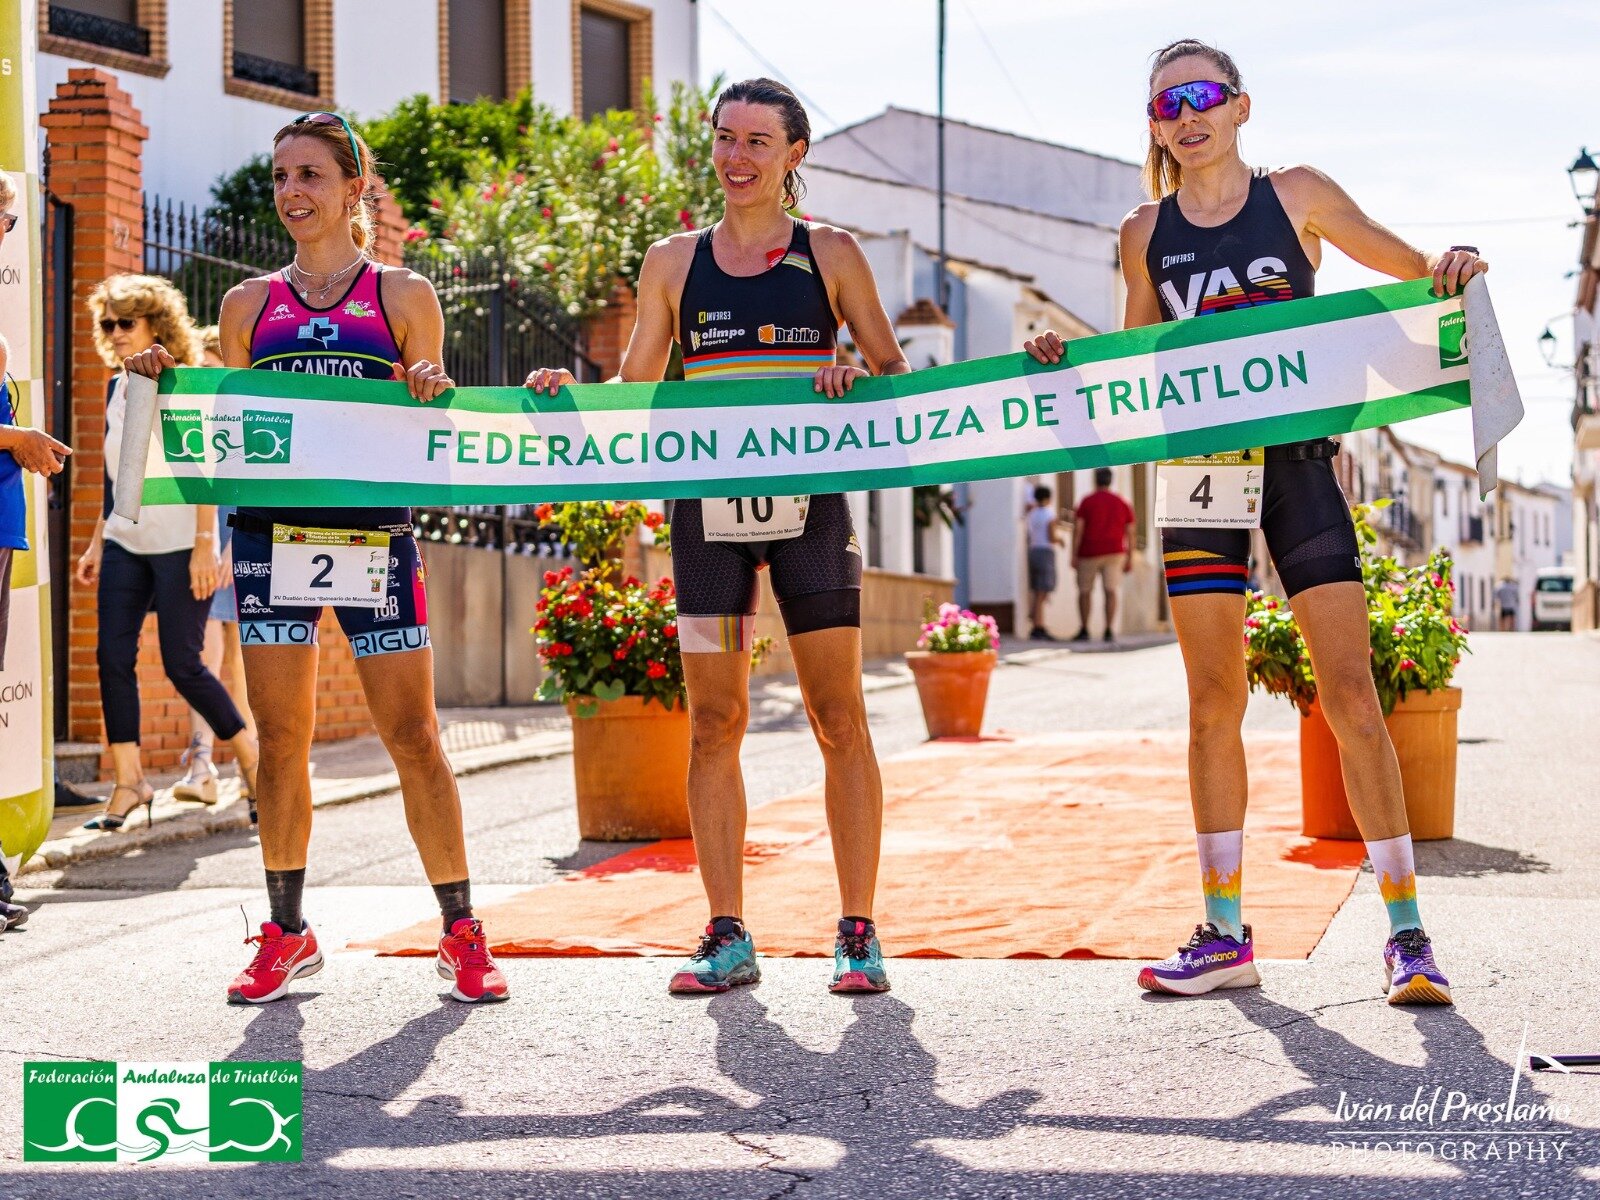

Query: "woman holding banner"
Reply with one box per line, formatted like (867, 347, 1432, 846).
(527, 78, 913, 996)
(124, 113, 506, 1006)
(1025, 39, 1484, 1005)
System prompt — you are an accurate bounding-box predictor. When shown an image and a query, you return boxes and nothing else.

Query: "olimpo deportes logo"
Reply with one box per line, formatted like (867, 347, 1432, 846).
(24, 1061, 302, 1162)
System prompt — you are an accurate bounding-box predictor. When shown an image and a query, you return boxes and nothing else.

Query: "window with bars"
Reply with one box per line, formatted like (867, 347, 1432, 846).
(233, 0, 317, 96)
(580, 7, 631, 117)
(48, 1, 149, 55)
(449, 0, 508, 102)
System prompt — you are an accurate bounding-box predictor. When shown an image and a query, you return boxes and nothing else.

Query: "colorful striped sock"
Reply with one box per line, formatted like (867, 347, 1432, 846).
(1366, 833, 1422, 934)
(1197, 829, 1244, 941)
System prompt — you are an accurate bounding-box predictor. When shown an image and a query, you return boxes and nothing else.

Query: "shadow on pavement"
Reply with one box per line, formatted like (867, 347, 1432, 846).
(19, 982, 1595, 1199)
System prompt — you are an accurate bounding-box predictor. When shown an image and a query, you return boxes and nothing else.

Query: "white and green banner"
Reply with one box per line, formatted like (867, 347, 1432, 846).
(117, 276, 1523, 519)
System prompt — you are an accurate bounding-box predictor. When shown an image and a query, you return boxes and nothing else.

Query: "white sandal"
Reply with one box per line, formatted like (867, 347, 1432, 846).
(172, 734, 219, 805)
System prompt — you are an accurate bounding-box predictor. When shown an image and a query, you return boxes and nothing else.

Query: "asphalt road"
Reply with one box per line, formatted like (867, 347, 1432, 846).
(4, 634, 1598, 1197)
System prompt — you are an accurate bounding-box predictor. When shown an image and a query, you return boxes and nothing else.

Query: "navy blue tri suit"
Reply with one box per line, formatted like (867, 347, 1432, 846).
(671, 220, 862, 653)
(231, 262, 429, 658)
(1146, 167, 1362, 599)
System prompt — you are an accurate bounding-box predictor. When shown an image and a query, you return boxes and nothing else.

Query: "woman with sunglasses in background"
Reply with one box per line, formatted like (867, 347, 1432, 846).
(76, 276, 259, 833)
(124, 112, 507, 1006)
(1026, 39, 1483, 1006)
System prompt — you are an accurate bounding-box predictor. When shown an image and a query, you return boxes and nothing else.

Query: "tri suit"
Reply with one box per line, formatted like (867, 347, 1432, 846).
(671, 220, 862, 653)
(231, 261, 430, 658)
(1145, 167, 1362, 600)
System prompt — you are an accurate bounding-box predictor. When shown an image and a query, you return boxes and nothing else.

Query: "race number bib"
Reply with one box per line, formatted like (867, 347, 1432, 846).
(1155, 449, 1265, 529)
(269, 525, 392, 607)
(702, 495, 811, 543)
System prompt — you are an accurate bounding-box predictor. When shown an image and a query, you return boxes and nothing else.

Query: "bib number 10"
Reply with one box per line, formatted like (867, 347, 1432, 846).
(701, 495, 811, 542)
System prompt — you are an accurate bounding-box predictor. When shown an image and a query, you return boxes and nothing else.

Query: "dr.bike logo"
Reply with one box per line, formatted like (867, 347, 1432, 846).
(758, 324, 821, 345)
(1159, 256, 1295, 321)
(1438, 311, 1470, 369)
(23, 1060, 302, 1163)
(162, 410, 294, 465)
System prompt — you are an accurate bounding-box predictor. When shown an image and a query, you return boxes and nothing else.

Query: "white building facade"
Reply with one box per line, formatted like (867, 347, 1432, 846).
(37, 0, 698, 207)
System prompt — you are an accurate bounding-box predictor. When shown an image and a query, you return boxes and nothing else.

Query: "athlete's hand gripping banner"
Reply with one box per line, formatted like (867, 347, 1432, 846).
(116, 277, 1523, 521)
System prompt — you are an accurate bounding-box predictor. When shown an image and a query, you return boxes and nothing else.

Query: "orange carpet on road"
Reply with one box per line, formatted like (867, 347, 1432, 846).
(359, 732, 1365, 961)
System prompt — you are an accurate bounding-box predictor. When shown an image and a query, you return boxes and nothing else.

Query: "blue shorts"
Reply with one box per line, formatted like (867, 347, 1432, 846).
(231, 527, 431, 658)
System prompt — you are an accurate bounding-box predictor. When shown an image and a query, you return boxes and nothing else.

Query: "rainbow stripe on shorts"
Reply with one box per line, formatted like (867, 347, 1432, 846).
(1163, 548, 1249, 597)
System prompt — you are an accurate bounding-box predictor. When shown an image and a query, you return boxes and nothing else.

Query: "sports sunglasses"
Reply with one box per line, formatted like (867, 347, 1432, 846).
(1147, 80, 1239, 122)
(292, 111, 363, 172)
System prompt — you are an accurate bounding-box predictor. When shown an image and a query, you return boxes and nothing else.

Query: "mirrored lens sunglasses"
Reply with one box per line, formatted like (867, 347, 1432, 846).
(1147, 80, 1238, 122)
(292, 111, 363, 173)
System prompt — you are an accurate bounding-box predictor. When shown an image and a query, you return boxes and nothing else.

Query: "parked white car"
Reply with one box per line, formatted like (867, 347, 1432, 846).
(1531, 568, 1575, 631)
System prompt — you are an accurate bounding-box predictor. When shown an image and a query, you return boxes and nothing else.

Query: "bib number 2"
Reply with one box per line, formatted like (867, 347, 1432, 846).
(269, 525, 393, 607)
(702, 495, 810, 543)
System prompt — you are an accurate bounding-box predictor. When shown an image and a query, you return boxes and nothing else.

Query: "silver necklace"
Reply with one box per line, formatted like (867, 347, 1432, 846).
(289, 251, 364, 303)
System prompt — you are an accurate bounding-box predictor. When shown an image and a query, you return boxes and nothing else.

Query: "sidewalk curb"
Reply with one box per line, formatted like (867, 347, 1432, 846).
(21, 732, 575, 879)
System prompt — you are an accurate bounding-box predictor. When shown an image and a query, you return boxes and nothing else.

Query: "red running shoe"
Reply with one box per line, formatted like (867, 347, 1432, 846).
(228, 921, 323, 1005)
(437, 918, 509, 1003)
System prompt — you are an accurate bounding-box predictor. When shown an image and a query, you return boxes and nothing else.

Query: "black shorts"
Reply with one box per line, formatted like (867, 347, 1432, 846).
(671, 493, 862, 652)
(1161, 444, 1361, 601)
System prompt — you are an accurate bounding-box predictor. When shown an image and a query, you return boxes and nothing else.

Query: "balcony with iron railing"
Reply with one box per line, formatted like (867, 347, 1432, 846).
(48, 4, 150, 55)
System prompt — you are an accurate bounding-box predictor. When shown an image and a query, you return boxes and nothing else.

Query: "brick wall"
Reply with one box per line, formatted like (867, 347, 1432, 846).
(581, 278, 636, 379)
(46, 69, 379, 775)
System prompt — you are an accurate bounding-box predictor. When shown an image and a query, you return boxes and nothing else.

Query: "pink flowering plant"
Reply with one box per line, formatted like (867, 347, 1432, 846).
(1244, 501, 1469, 716)
(917, 602, 1002, 654)
(409, 79, 724, 319)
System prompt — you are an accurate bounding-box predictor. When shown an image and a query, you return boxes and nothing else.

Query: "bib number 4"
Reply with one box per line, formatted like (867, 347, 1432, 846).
(1155, 449, 1264, 529)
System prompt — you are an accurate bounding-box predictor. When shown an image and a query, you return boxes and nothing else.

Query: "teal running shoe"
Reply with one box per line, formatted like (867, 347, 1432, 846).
(830, 918, 890, 994)
(668, 917, 760, 994)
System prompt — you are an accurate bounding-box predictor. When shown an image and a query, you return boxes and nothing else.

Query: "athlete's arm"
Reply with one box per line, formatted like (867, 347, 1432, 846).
(1025, 203, 1163, 366)
(218, 278, 267, 369)
(382, 268, 454, 402)
(523, 237, 690, 394)
(811, 226, 910, 399)
(1278, 165, 1486, 296)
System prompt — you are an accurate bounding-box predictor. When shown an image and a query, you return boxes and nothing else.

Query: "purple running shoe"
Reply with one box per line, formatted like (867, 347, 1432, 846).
(1138, 923, 1260, 996)
(1383, 928, 1453, 1005)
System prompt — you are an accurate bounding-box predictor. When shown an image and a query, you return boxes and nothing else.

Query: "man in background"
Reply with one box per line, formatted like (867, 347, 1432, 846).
(1071, 468, 1135, 644)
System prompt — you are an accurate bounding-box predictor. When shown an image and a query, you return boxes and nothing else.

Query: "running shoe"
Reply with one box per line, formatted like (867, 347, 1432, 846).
(436, 917, 509, 1003)
(668, 918, 760, 994)
(0, 897, 27, 931)
(830, 918, 890, 993)
(1383, 928, 1453, 1005)
(1138, 923, 1260, 996)
(227, 921, 323, 1005)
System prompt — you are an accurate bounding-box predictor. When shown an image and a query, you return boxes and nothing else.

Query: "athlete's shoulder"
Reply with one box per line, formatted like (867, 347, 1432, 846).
(370, 263, 437, 301)
(645, 230, 700, 266)
(1270, 164, 1339, 201)
(220, 276, 272, 322)
(803, 221, 860, 255)
(1119, 202, 1161, 263)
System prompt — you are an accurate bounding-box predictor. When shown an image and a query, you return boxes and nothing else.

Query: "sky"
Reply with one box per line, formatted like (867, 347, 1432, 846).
(697, 0, 1596, 489)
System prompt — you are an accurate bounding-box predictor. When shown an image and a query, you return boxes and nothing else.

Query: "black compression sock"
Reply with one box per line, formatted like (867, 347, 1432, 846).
(710, 915, 745, 938)
(433, 879, 473, 933)
(839, 915, 876, 936)
(264, 868, 306, 933)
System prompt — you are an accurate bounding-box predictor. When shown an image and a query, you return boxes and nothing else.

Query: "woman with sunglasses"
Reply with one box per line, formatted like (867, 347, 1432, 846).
(1026, 39, 1482, 1005)
(124, 112, 507, 1006)
(77, 275, 259, 833)
(527, 78, 912, 996)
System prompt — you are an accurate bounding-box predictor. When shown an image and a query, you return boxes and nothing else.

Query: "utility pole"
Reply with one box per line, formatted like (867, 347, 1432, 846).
(936, 0, 948, 312)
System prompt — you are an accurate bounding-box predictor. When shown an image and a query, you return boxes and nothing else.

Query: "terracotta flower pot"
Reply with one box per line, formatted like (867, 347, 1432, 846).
(1300, 686, 1462, 841)
(905, 650, 997, 739)
(565, 695, 691, 840)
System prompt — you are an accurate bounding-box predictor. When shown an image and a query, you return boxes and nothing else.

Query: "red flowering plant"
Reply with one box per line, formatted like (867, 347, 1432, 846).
(1244, 500, 1470, 716)
(531, 502, 680, 714)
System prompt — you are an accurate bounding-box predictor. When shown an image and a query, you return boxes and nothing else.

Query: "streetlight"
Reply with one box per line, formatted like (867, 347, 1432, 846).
(1540, 324, 1560, 368)
(1570, 147, 1599, 215)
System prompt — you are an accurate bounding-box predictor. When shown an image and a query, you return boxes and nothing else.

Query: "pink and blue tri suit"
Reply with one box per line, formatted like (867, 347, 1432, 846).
(231, 262, 430, 658)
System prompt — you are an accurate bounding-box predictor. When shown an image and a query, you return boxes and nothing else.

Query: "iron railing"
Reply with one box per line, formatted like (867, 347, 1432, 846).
(48, 4, 149, 55)
(232, 51, 319, 97)
(142, 194, 296, 328)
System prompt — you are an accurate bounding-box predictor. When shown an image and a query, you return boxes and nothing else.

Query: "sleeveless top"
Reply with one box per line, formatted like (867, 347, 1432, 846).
(1144, 167, 1315, 323)
(245, 261, 408, 529)
(0, 376, 26, 550)
(678, 220, 838, 382)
